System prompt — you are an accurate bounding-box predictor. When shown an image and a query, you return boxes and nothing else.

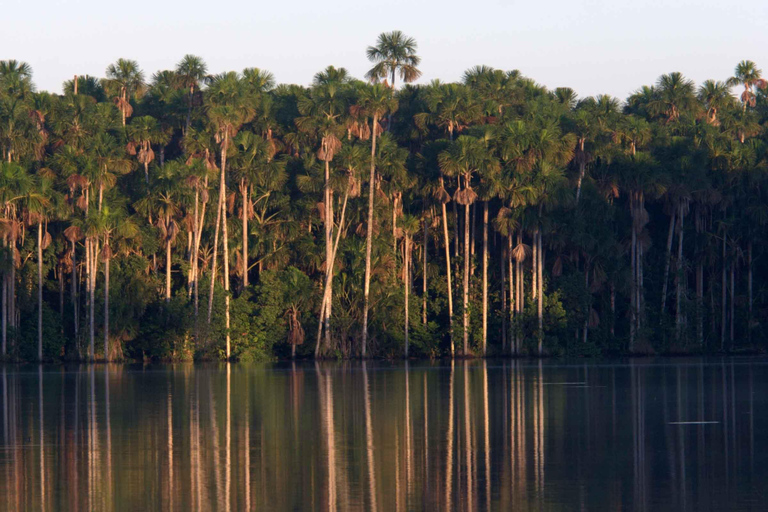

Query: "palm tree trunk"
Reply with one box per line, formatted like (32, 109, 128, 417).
(1, 264, 5, 357)
(404, 235, 410, 358)
(508, 235, 514, 355)
(730, 260, 735, 347)
(482, 201, 488, 357)
(241, 182, 248, 290)
(361, 113, 379, 358)
(166, 236, 172, 301)
(88, 238, 95, 361)
(748, 241, 753, 342)
(71, 240, 78, 339)
(440, 178, 454, 356)
(422, 218, 428, 326)
(675, 205, 684, 341)
(463, 202, 470, 356)
(37, 222, 43, 362)
(325, 190, 333, 351)
(661, 210, 676, 316)
(194, 178, 207, 337)
(220, 133, 231, 360)
(501, 241, 507, 353)
(537, 229, 543, 355)
(104, 234, 110, 361)
(315, 184, 350, 357)
(532, 230, 538, 301)
(575, 138, 586, 202)
(721, 234, 726, 351)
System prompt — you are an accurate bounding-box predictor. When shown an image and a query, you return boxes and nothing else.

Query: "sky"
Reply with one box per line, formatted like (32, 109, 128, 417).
(3, 0, 767, 101)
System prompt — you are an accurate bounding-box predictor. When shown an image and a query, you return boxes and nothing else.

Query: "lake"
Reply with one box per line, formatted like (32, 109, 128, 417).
(0, 358, 765, 511)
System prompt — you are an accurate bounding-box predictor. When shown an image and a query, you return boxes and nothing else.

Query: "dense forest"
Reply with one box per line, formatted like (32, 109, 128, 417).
(1, 32, 767, 361)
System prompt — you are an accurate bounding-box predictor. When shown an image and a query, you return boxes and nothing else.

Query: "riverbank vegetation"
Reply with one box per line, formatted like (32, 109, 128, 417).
(1, 33, 767, 361)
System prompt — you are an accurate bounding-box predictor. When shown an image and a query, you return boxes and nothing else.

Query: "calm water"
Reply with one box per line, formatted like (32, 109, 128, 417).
(0, 358, 765, 511)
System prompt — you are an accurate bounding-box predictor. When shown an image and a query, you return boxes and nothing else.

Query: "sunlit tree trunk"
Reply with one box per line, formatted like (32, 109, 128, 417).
(361, 113, 379, 358)
(482, 202, 488, 356)
(441, 177, 454, 355)
(241, 180, 249, 290)
(661, 210, 676, 316)
(675, 205, 684, 341)
(37, 222, 43, 361)
(104, 233, 110, 361)
(463, 201, 470, 355)
(537, 229, 543, 355)
(404, 234, 410, 358)
(422, 218, 428, 326)
(165, 231, 172, 301)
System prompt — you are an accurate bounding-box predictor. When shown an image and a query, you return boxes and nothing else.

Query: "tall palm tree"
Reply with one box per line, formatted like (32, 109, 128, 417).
(127, 115, 163, 184)
(439, 135, 499, 355)
(175, 55, 208, 133)
(727, 60, 767, 112)
(400, 214, 420, 357)
(205, 71, 255, 359)
(698, 80, 734, 125)
(365, 31, 422, 89)
(358, 83, 397, 357)
(103, 59, 146, 126)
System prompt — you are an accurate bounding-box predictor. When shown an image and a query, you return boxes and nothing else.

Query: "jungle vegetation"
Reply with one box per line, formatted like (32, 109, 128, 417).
(1, 33, 767, 361)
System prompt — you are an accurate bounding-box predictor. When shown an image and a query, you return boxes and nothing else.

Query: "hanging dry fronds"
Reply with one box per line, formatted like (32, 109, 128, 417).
(512, 243, 531, 262)
(41, 231, 52, 251)
(348, 174, 361, 198)
(226, 191, 236, 214)
(552, 256, 563, 277)
(126, 141, 138, 155)
(453, 186, 478, 206)
(63, 225, 83, 242)
(589, 308, 600, 328)
(76, 195, 88, 211)
(101, 244, 113, 261)
(316, 202, 326, 223)
(434, 185, 451, 204)
(200, 188, 210, 204)
(138, 146, 155, 165)
(287, 308, 305, 345)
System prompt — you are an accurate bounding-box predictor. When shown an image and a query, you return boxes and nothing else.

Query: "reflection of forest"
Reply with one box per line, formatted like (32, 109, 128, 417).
(0, 359, 762, 510)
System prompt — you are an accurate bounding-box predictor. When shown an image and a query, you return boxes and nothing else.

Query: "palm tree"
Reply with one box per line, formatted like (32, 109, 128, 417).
(727, 60, 767, 112)
(358, 83, 397, 357)
(205, 71, 256, 359)
(439, 135, 499, 355)
(103, 59, 146, 126)
(698, 80, 734, 125)
(649, 72, 698, 123)
(175, 55, 208, 133)
(365, 31, 422, 88)
(127, 115, 163, 184)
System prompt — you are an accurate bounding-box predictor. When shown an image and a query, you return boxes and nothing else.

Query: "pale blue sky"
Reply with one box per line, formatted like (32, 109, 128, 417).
(3, 0, 766, 100)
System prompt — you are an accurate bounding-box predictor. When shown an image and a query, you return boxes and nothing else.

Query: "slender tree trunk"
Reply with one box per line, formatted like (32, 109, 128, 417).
(104, 234, 110, 361)
(501, 241, 507, 354)
(315, 187, 349, 357)
(166, 236, 172, 301)
(721, 234, 726, 351)
(71, 240, 78, 339)
(242, 181, 248, 290)
(325, 190, 333, 351)
(405, 235, 410, 358)
(194, 178, 207, 339)
(509, 235, 514, 355)
(37, 222, 43, 362)
(730, 259, 735, 347)
(482, 202, 488, 357)
(361, 114, 379, 358)
(661, 210, 676, 316)
(89, 238, 95, 361)
(537, 229, 543, 355)
(532, 229, 538, 301)
(221, 134, 231, 359)
(422, 218, 428, 326)
(748, 241, 753, 342)
(675, 205, 684, 341)
(463, 202, 470, 356)
(440, 192, 454, 355)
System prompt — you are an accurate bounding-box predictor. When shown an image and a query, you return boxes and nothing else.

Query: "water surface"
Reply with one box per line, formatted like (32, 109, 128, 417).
(0, 358, 765, 511)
